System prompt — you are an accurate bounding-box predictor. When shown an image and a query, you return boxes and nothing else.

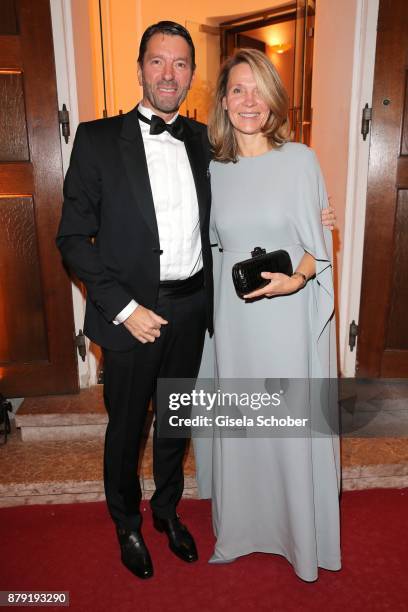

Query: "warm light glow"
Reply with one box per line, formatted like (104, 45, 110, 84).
(269, 43, 292, 54)
(0, 194, 31, 198)
(0, 69, 22, 74)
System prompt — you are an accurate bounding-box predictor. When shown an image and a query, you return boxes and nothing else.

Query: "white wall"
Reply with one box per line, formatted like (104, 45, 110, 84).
(51, 0, 101, 386)
(339, 0, 379, 375)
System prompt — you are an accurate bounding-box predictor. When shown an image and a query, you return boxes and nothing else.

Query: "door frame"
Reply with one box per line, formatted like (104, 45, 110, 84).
(339, 0, 379, 376)
(49, 0, 97, 386)
(219, 3, 299, 60)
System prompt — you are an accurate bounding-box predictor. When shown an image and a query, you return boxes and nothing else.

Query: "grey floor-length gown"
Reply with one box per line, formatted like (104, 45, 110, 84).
(194, 143, 341, 582)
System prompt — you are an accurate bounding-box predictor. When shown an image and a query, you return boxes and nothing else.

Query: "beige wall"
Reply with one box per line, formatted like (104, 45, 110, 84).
(246, 21, 296, 106)
(82, 0, 288, 117)
(70, 0, 96, 122)
(141, 0, 285, 29)
(99, 0, 140, 115)
(267, 50, 295, 108)
(311, 0, 359, 294)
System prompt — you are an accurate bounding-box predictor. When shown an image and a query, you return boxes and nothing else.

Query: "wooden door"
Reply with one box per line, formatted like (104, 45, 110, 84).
(220, 2, 314, 145)
(357, 0, 408, 377)
(292, 0, 314, 145)
(0, 0, 78, 396)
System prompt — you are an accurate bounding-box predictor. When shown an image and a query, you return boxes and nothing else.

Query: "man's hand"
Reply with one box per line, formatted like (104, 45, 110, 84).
(123, 305, 168, 344)
(321, 205, 336, 230)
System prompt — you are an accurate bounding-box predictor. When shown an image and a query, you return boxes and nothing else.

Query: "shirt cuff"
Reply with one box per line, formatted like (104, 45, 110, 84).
(113, 300, 138, 325)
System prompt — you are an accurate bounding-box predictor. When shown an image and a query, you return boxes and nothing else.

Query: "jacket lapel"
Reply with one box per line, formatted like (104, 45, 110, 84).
(182, 119, 210, 230)
(119, 106, 159, 240)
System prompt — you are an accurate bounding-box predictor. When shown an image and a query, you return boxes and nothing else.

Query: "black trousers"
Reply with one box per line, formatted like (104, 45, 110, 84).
(102, 272, 206, 530)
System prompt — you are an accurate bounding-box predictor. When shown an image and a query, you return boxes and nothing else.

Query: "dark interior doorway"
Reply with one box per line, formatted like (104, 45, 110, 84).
(219, 1, 315, 145)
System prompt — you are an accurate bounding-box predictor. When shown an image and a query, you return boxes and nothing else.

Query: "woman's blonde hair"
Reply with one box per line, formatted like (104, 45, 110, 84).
(208, 48, 290, 163)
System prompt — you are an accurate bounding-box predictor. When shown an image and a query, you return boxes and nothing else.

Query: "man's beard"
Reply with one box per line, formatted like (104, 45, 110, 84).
(143, 81, 190, 114)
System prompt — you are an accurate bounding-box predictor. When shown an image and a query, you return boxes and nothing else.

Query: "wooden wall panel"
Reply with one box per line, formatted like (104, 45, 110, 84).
(0, 0, 18, 35)
(356, 0, 408, 377)
(0, 0, 78, 395)
(401, 71, 408, 156)
(385, 189, 408, 349)
(0, 71, 29, 161)
(0, 197, 48, 364)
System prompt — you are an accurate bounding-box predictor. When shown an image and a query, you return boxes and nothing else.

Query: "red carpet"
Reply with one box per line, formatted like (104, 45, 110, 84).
(1, 489, 407, 611)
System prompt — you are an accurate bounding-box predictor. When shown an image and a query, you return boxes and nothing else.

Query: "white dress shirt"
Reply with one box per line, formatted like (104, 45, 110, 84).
(114, 103, 203, 324)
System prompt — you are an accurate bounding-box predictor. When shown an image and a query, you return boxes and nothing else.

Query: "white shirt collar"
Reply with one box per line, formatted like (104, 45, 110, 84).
(138, 102, 179, 125)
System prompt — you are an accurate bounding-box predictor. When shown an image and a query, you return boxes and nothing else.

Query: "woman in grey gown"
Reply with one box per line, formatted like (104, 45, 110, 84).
(194, 49, 341, 582)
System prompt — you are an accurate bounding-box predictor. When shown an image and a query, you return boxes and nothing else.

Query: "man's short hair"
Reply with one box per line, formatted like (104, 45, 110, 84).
(138, 21, 196, 70)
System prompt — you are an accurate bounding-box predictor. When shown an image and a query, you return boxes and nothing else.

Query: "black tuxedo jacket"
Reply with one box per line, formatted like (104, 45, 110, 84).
(57, 106, 213, 351)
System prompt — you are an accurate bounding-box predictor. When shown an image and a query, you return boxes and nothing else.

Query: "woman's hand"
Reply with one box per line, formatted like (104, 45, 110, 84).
(243, 271, 304, 300)
(321, 205, 336, 230)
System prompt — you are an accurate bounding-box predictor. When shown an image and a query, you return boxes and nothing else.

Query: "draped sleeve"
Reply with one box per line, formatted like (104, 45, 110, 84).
(291, 147, 336, 377)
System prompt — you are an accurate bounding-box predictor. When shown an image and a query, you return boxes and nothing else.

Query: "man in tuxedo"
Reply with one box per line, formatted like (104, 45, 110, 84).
(57, 20, 335, 581)
(57, 21, 212, 580)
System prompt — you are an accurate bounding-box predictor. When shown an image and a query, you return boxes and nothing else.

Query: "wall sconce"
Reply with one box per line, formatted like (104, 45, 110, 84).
(269, 43, 292, 54)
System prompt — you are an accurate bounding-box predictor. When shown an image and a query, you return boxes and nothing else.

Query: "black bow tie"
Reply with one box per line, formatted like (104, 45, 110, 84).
(137, 110, 184, 141)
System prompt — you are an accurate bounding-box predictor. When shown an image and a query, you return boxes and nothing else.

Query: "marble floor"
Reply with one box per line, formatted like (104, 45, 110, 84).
(0, 425, 198, 507)
(0, 381, 407, 507)
(1, 429, 408, 508)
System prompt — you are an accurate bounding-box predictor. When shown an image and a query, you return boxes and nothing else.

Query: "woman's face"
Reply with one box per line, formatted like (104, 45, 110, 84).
(223, 62, 270, 136)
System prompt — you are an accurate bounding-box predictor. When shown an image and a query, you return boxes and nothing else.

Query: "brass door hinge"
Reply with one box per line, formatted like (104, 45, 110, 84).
(75, 330, 87, 361)
(59, 103, 70, 144)
(349, 320, 359, 352)
(361, 104, 372, 141)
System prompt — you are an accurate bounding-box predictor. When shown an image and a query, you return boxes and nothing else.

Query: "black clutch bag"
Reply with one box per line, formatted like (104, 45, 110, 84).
(232, 247, 293, 298)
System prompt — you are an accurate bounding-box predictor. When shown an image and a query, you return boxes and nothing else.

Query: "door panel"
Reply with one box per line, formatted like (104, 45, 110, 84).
(0, 0, 18, 34)
(0, 0, 78, 396)
(292, 0, 314, 144)
(0, 197, 48, 364)
(357, 0, 408, 377)
(0, 71, 29, 160)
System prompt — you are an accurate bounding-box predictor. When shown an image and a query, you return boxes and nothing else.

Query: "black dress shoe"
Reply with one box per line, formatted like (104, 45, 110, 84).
(116, 527, 153, 579)
(153, 515, 198, 563)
